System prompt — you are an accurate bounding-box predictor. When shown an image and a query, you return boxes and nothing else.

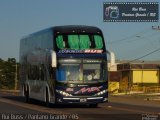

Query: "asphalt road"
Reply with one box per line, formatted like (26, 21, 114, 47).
(0, 92, 159, 120)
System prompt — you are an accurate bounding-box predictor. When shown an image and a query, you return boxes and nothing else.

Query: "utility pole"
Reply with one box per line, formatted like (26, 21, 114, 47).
(14, 63, 18, 90)
(152, 26, 160, 86)
(158, 66, 160, 86)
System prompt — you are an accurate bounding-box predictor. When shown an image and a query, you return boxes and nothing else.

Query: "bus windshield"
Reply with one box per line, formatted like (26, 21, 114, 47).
(56, 59, 105, 83)
(56, 34, 104, 50)
(83, 64, 101, 81)
(56, 64, 82, 82)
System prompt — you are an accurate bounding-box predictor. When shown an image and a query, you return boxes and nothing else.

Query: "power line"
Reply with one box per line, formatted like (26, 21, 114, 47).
(108, 27, 151, 44)
(129, 47, 160, 63)
(110, 31, 160, 45)
(123, 31, 160, 44)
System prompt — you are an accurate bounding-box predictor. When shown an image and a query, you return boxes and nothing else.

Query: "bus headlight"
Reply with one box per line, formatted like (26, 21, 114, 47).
(56, 90, 72, 97)
(94, 89, 108, 96)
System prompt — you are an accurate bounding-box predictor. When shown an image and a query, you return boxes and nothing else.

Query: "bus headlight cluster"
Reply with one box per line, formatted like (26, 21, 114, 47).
(94, 89, 107, 96)
(56, 90, 72, 97)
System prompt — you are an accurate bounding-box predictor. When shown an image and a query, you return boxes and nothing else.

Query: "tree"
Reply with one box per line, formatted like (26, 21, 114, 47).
(0, 58, 19, 89)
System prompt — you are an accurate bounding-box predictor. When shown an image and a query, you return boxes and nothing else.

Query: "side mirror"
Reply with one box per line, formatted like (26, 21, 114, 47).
(51, 50, 57, 68)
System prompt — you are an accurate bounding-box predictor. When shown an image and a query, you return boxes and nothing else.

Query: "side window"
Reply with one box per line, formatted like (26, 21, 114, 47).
(31, 66, 35, 80)
(40, 64, 45, 80)
(94, 35, 103, 49)
(32, 65, 38, 80)
(27, 65, 32, 80)
(49, 65, 53, 78)
(56, 35, 64, 49)
(79, 35, 90, 49)
(35, 66, 40, 80)
(68, 35, 79, 50)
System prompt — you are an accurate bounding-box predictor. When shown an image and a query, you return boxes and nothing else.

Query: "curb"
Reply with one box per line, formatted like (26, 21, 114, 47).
(0, 89, 20, 95)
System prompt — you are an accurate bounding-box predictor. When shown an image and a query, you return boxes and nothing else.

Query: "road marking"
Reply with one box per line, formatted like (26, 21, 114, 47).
(0, 97, 70, 114)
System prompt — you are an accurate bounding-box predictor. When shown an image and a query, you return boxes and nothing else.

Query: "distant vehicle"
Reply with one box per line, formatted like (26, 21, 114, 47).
(19, 25, 108, 107)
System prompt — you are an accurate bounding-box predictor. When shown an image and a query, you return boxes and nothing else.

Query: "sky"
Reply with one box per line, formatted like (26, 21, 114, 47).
(0, 0, 160, 61)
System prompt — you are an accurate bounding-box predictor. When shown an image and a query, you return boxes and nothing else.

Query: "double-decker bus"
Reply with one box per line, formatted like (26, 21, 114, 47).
(19, 25, 108, 107)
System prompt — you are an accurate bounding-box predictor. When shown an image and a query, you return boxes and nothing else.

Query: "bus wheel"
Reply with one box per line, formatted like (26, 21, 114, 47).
(53, 90, 56, 104)
(89, 103, 98, 108)
(24, 85, 30, 103)
(46, 89, 50, 107)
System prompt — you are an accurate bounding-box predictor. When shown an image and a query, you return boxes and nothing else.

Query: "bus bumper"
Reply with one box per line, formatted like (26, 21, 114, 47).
(56, 96, 108, 104)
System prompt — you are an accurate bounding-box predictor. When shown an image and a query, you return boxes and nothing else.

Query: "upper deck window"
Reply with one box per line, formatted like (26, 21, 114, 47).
(94, 35, 103, 49)
(79, 35, 90, 49)
(68, 35, 79, 50)
(56, 35, 64, 49)
(56, 34, 104, 50)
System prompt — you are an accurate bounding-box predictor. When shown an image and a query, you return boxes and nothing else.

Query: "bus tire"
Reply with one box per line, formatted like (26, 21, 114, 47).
(52, 90, 56, 105)
(24, 85, 30, 103)
(89, 103, 98, 108)
(45, 89, 50, 107)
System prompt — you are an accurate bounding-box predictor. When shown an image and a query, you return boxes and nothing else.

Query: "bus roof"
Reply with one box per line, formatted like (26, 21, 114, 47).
(53, 25, 102, 34)
(21, 25, 103, 40)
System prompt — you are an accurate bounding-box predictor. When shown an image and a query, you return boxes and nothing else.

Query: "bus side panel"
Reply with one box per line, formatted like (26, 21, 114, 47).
(19, 28, 54, 101)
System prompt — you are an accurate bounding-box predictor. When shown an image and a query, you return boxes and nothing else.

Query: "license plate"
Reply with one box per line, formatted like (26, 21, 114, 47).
(80, 98, 87, 102)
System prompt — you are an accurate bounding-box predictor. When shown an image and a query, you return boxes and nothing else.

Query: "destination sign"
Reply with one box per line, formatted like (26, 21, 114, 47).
(58, 50, 103, 54)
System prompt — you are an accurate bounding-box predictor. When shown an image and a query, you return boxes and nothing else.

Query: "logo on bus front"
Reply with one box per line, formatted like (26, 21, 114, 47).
(58, 49, 103, 54)
(74, 86, 103, 95)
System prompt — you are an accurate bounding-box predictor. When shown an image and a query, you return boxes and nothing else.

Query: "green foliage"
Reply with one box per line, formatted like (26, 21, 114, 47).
(0, 58, 19, 90)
